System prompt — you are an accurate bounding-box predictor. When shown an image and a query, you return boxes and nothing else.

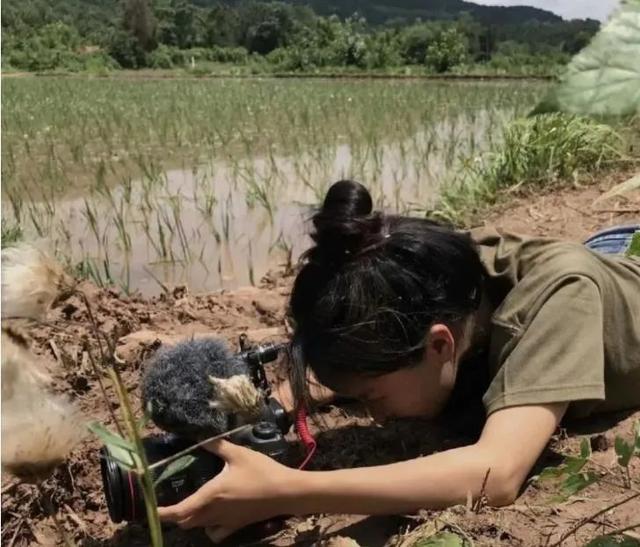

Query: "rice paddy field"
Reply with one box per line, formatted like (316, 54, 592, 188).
(1, 77, 546, 294)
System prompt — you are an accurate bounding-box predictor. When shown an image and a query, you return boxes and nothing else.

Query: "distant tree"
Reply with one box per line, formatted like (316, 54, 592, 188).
(241, 2, 297, 54)
(108, 28, 148, 67)
(204, 4, 241, 47)
(123, 0, 157, 51)
(425, 27, 467, 72)
(172, 0, 199, 48)
(399, 22, 440, 65)
(562, 29, 592, 54)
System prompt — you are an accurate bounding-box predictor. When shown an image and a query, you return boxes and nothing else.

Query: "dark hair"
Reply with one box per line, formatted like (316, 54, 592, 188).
(289, 180, 484, 406)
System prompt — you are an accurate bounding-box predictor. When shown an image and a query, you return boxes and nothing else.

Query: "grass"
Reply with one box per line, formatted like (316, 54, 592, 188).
(1, 77, 547, 292)
(1, 218, 23, 248)
(433, 113, 631, 224)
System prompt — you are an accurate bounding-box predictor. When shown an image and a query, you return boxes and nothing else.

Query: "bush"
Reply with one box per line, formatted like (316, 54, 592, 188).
(425, 27, 467, 73)
(207, 46, 249, 64)
(148, 44, 175, 68)
(489, 114, 621, 187)
(436, 114, 624, 221)
(266, 46, 317, 71)
(107, 29, 149, 68)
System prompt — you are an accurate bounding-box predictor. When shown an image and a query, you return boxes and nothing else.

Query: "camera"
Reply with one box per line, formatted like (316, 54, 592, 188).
(99, 338, 291, 524)
(100, 409, 289, 523)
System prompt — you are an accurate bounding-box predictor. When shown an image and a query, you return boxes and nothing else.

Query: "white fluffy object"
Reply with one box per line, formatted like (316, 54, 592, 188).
(1, 383, 85, 482)
(1, 244, 73, 320)
(208, 374, 264, 421)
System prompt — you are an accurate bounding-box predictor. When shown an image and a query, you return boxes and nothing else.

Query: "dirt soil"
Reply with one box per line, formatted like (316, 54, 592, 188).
(2, 173, 639, 547)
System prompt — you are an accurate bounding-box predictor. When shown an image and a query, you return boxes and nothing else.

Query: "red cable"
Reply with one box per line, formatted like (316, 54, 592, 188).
(127, 471, 136, 521)
(295, 405, 316, 469)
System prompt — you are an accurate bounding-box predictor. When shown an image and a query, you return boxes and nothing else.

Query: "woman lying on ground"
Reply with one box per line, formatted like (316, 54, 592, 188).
(158, 179, 640, 542)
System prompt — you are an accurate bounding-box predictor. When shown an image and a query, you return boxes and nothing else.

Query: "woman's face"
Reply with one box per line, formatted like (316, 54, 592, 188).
(339, 324, 459, 423)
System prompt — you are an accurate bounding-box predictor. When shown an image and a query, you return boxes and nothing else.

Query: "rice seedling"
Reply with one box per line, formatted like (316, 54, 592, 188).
(1, 78, 546, 294)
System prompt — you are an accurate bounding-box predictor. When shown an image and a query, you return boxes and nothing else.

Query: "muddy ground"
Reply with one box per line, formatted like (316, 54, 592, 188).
(2, 173, 640, 547)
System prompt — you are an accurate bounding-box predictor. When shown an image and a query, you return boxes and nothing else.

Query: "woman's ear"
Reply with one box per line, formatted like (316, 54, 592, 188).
(425, 323, 455, 364)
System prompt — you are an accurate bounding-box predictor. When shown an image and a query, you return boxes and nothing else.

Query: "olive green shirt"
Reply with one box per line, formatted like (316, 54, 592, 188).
(470, 227, 640, 419)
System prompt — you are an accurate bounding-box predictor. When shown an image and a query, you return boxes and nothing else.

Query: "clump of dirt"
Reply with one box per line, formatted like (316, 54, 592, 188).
(2, 175, 639, 547)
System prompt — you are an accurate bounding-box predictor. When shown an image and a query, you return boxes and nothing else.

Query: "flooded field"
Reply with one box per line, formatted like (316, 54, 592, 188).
(1, 78, 546, 294)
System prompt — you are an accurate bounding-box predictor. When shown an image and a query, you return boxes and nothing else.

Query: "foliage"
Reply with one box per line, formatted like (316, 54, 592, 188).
(436, 113, 624, 222)
(537, 424, 639, 497)
(1, 76, 543, 290)
(107, 28, 149, 68)
(628, 232, 640, 258)
(533, 424, 640, 546)
(1, 219, 23, 248)
(584, 536, 640, 547)
(425, 28, 467, 73)
(1, 0, 601, 73)
(123, 0, 157, 52)
(534, 0, 640, 117)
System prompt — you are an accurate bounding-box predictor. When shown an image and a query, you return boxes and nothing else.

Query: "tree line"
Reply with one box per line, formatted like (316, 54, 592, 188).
(1, 0, 599, 74)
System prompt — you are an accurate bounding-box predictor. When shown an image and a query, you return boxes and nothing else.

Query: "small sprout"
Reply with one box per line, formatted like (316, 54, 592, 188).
(1, 243, 75, 320)
(208, 374, 264, 421)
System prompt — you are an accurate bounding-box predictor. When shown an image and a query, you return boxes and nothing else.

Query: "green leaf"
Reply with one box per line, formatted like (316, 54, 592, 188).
(584, 534, 640, 547)
(580, 437, 592, 459)
(153, 455, 196, 487)
(564, 455, 588, 475)
(88, 422, 134, 451)
(561, 471, 600, 498)
(634, 421, 640, 453)
(615, 436, 634, 467)
(413, 532, 470, 547)
(627, 232, 640, 259)
(532, 0, 640, 117)
(107, 445, 136, 469)
(537, 466, 566, 481)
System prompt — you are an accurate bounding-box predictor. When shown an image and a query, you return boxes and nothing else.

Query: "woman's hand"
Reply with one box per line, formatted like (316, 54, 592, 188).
(157, 439, 296, 543)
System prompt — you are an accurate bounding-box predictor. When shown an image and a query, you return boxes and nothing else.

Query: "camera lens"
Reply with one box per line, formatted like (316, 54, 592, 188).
(100, 435, 225, 523)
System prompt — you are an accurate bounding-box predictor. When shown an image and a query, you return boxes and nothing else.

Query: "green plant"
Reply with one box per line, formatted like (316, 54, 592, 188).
(533, 0, 640, 117)
(1, 219, 23, 248)
(628, 232, 640, 258)
(435, 113, 624, 222)
(425, 28, 467, 73)
(535, 422, 640, 546)
(2, 76, 543, 293)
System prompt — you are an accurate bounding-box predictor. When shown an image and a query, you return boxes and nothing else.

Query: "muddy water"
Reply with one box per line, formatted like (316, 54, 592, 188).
(40, 108, 502, 296)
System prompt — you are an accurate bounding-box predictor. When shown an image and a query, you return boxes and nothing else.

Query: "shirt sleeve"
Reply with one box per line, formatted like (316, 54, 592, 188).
(483, 276, 606, 416)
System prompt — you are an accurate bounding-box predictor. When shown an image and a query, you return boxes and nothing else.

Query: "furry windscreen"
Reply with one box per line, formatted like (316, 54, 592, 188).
(141, 337, 251, 438)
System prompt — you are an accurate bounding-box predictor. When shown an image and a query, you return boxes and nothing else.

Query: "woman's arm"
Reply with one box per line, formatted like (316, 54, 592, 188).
(287, 402, 567, 514)
(158, 402, 567, 538)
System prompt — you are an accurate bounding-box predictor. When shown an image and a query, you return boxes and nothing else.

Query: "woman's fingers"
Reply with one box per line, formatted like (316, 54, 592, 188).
(203, 438, 239, 460)
(205, 526, 236, 544)
(157, 492, 206, 523)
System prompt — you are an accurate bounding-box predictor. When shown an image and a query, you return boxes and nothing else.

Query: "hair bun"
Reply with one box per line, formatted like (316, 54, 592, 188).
(309, 180, 382, 264)
(321, 180, 373, 218)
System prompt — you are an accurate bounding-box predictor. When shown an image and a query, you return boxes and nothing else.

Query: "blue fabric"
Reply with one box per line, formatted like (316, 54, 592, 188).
(584, 224, 640, 256)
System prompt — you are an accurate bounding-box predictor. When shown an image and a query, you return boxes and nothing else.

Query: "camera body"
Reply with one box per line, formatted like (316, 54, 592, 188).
(100, 338, 290, 524)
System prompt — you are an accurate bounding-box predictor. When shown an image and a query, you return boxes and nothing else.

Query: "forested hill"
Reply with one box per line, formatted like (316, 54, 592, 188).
(1, 0, 580, 40)
(2, 0, 599, 74)
(202, 0, 564, 26)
